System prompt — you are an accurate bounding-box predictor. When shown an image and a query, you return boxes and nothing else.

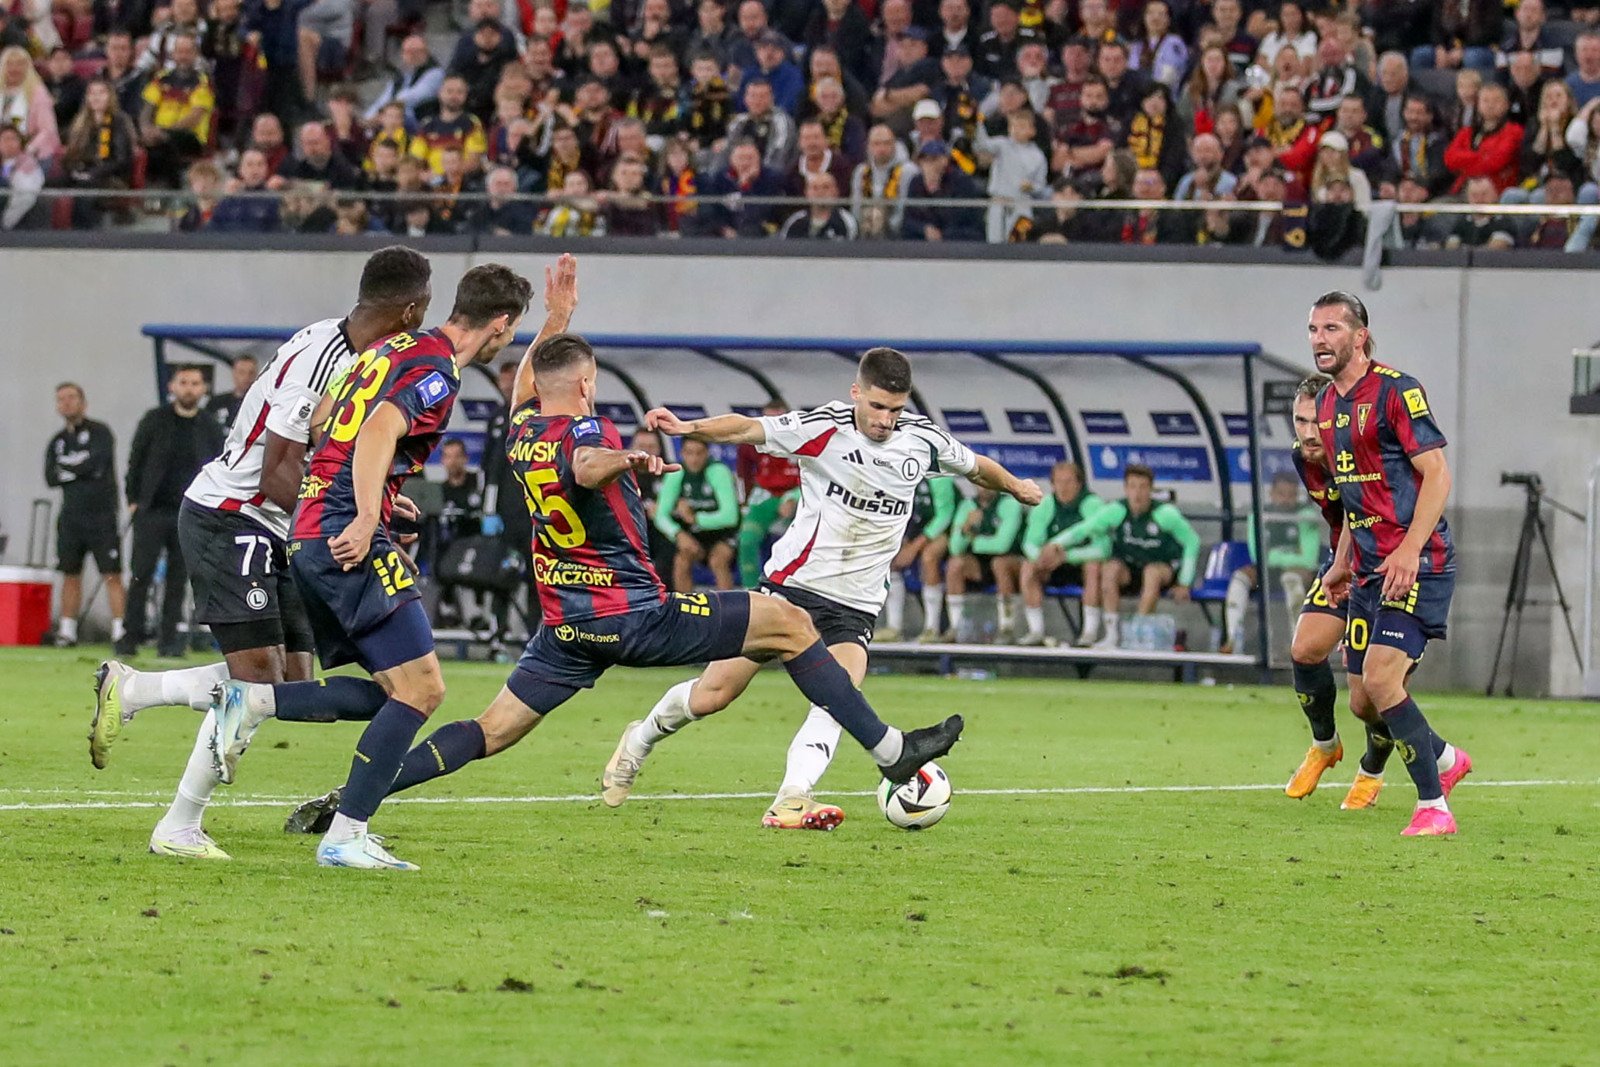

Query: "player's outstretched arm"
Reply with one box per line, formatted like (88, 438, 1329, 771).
(329, 402, 407, 570)
(572, 446, 681, 490)
(967, 453, 1044, 507)
(644, 408, 766, 445)
(512, 252, 578, 411)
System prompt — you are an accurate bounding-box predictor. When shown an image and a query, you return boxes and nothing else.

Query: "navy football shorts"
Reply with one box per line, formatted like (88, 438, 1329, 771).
(1343, 571, 1454, 675)
(513, 591, 751, 692)
(288, 536, 432, 672)
(1299, 559, 1348, 623)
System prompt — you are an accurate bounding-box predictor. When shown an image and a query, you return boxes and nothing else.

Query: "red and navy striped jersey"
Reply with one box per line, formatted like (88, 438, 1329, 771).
(292, 328, 460, 540)
(1315, 362, 1453, 578)
(505, 404, 668, 624)
(1291, 440, 1343, 552)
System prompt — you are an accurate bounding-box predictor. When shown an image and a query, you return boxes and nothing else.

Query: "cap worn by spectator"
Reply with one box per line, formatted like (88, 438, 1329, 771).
(1246, 135, 1272, 151)
(917, 138, 950, 157)
(913, 99, 941, 121)
(1318, 130, 1348, 153)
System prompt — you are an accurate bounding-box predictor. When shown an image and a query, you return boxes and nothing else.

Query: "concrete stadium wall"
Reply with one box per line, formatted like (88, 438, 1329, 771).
(2, 245, 1596, 694)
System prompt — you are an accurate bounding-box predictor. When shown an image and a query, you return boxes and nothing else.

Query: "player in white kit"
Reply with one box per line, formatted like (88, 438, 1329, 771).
(86, 247, 434, 859)
(602, 348, 1042, 827)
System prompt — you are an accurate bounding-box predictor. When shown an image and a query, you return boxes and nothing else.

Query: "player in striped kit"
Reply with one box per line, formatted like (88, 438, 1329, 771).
(86, 247, 435, 860)
(601, 348, 1042, 829)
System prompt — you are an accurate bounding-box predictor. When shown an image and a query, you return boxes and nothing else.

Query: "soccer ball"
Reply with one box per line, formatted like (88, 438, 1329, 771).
(877, 762, 952, 830)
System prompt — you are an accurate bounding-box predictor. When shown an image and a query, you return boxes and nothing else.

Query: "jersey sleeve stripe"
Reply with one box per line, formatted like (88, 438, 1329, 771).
(308, 334, 348, 394)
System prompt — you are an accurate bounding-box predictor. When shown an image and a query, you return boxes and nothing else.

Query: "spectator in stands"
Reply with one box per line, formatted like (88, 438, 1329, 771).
(870, 0, 917, 88)
(1230, 163, 1308, 248)
(1372, 50, 1410, 143)
(1390, 93, 1451, 197)
(1385, 174, 1443, 248)
(1445, 174, 1517, 247)
(790, 117, 852, 194)
(1018, 460, 1106, 647)
(653, 136, 698, 233)
(1096, 39, 1147, 125)
(138, 0, 207, 73)
(601, 154, 660, 236)
(1311, 130, 1371, 209)
(1175, 131, 1238, 199)
(555, 1, 599, 78)
(743, 30, 804, 115)
(1045, 37, 1091, 130)
(1, 45, 62, 162)
(364, 138, 401, 202)
(1329, 95, 1386, 181)
(1126, 82, 1187, 187)
(933, 0, 978, 61)
(272, 120, 362, 188)
(1504, 49, 1547, 129)
(429, 143, 482, 231)
(1508, 79, 1582, 199)
(248, 111, 290, 172)
(539, 170, 603, 235)
(296, 0, 354, 105)
(850, 121, 911, 237)
(1265, 84, 1317, 184)
(470, 163, 534, 234)
(452, 19, 517, 121)
(203, 0, 247, 142)
(901, 138, 983, 240)
(779, 170, 857, 237)
(628, 0, 685, 68)
(1446, 67, 1483, 131)
(808, 75, 867, 167)
(121, 364, 225, 658)
(1075, 0, 1117, 49)
(903, 97, 945, 162)
(1502, 0, 1565, 78)
(366, 34, 444, 122)
(696, 137, 783, 236)
(1304, 36, 1365, 121)
(1445, 82, 1525, 193)
(684, 51, 734, 150)
(975, 105, 1045, 241)
(208, 147, 280, 231)
(1015, 176, 1083, 241)
(944, 485, 1025, 641)
(1053, 74, 1116, 180)
(101, 31, 148, 120)
(1568, 97, 1600, 185)
(975, 0, 1040, 81)
(1413, 0, 1502, 73)
(1213, 104, 1249, 171)
(0, 126, 44, 229)
(539, 123, 589, 193)
(928, 45, 988, 159)
(1209, 0, 1258, 76)
(1178, 44, 1243, 135)
(655, 437, 739, 591)
(808, 44, 874, 123)
(1518, 171, 1596, 250)
(1116, 167, 1187, 243)
(688, 0, 736, 68)
(1258, 1, 1318, 67)
(628, 48, 686, 148)
(44, 48, 86, 134)
(727, 77, 798, 171)
(873, 27, 940, 126)
(412, 74, 488, 175)
(62, 79, 139, 228)
(1129, 0, 1187, 90)
(46, 382, 125, 648)
(1055, 463, 1199, 650)
(208, 354, 256, 429)
(242, 0, 312, 124)
(139, 34, 214, 188)
(727, 0, 774, 74)
(324, 85, 367, 162)
(1570, 33, 1600, 107)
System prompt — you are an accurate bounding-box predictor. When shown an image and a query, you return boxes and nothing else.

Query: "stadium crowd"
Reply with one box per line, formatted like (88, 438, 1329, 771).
(4, 0, 1600, 249)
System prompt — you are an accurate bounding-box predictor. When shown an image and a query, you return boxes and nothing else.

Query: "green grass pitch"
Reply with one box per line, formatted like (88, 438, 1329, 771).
(1, 646, 1598, 1065)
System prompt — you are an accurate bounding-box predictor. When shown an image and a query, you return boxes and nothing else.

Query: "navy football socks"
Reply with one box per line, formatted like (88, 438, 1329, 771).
(388, 720, 487, 795)
(1360, 719, 1395, 775)
(337, 699, 428, 822)
(272, 677, 388, 723)
(1290, 660, 1338, 743)
(1379, 697, 1444, 802)
(782, 640, 889, 749)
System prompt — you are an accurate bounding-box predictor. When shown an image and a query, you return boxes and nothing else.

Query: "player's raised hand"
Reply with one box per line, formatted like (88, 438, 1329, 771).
(644, 407, 692, 436)
(330, 516, 377, 570)
(545, 253, 578, 320)
(625, 450, 680, 476)
(1376, 544, 1420, 601)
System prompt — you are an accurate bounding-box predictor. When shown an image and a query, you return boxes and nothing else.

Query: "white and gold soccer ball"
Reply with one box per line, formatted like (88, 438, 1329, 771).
(876, 762, 952, 830)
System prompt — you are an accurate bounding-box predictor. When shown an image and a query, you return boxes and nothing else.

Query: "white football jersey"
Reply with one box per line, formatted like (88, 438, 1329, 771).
(185, 318, 356, 539)
(758, 401, 977, 613)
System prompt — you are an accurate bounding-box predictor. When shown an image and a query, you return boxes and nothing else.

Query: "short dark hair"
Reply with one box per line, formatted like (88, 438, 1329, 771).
(358, 245, 432, 306)
(56, 381, 84, 398)
(857, 347, 912, 393)
(449, 263, 533, 328)
(170, 363, 206, 379)
(1124, 462, 1155, 484)
(531, 332, 596, 376)
(1296, 373, 1331, 399)
(441, 437, 467, 452)
(233, 354, 258, 367)
(1312, 289, 1368, 330)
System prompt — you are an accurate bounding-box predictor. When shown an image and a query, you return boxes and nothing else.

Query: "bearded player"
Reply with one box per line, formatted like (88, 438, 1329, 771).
(598, 348, 1042, 828)
(1310, 291, 1472, 837)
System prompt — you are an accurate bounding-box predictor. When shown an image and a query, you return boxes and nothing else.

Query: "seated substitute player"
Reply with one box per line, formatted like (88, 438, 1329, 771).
(1017, 460, 1107, 647)
(1311, 290, 1472, 836)
(654, 436, 741, 591)
(87, 247, 435, 862)
(944, 485, 1025, 642)
(598, 350, 1041, 828)
(881, 475, 957, 642)
(1220, 469, 1324, 655)
(283, 336, 971, 850)
(207, 263, 539, 871)
(1058, 463, 1201, 650)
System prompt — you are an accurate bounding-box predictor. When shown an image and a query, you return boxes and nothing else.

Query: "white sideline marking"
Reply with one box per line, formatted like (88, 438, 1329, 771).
(0, 779, 1594, 813)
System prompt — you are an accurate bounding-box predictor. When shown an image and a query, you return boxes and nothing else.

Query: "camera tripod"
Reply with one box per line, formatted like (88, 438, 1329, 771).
(1485, 481, 1584, 697)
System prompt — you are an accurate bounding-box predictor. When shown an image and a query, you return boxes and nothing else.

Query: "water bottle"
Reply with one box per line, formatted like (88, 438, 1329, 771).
(1152, 614, 1177, 651)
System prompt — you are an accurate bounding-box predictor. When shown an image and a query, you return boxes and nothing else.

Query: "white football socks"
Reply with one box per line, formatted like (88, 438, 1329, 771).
(1081, 606, 1103, 641)
(869, 726, 904, 767)
(1279, 571, 1307, 610)
(59, 617, 78, 642)
(324, 812, 365, 843)
(153, 711, 221, 836)
(123, 661, 232, 714)
(947, 594, 968, 634)
(776, 706, 843, 799)
(1101, 614, 1121, 644)
(110, 617, 126, 642)
(1023, 604, 1046, 639)
(885, 575, 907, 633)
(627, 680, 696, 760)
(920, 583, 944, 635)
(1224, 571, 1251, 647)
(996, 595, 1015, 633)
(1436, 743, 1458, 775)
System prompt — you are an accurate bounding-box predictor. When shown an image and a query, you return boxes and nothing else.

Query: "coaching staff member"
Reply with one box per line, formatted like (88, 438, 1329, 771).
(118, 365, 225, 657)
(46, 383, 127, 647)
